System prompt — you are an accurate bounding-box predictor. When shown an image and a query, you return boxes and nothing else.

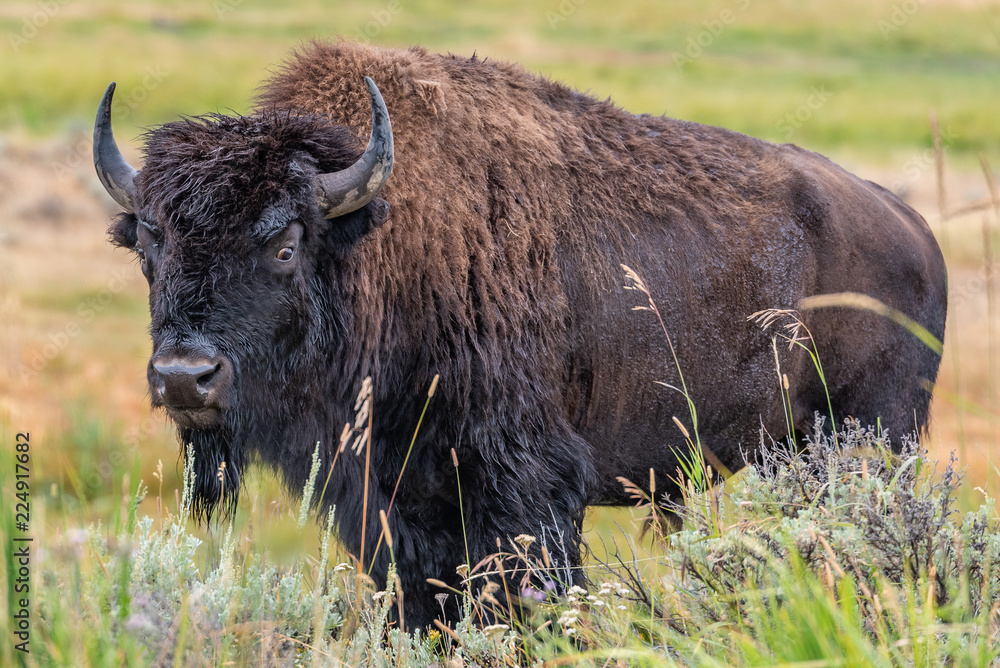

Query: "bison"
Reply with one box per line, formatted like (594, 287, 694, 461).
(93, 41, 946, 629)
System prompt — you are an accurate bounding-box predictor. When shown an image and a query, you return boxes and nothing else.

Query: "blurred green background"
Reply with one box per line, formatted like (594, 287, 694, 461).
(2, 0, 999, 159)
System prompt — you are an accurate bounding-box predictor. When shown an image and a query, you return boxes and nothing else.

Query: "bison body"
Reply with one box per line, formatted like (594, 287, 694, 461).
(95, 41, 946, 628)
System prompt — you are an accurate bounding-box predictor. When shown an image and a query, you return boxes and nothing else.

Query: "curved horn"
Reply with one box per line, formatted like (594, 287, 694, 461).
(315, 77, 394, 219)
(93, 82, 138, 212)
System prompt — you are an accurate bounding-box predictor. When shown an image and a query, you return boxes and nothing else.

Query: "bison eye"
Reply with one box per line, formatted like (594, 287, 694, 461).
(135, 244, 153, 281)
(276, 246, 295, 262)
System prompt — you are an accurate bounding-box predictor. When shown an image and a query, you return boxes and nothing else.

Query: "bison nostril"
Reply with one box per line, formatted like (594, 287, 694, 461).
(194, 363, 220, 391)
(151, 357, 230, 409)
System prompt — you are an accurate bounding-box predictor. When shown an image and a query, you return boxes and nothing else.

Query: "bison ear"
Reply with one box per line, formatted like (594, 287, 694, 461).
(108, 213, 139, 249)
(324, 197, 390, 248)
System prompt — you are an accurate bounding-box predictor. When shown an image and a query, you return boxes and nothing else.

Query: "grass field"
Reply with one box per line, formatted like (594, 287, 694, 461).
(2, 0, 999, 160)
(2, 0, 1000, 665)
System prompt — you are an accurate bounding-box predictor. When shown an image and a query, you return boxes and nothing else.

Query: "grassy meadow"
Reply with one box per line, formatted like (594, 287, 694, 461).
(1, 0, 1000, 664)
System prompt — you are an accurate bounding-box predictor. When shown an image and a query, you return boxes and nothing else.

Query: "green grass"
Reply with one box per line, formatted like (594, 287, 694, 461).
(1, 0, 998, 161)
(3, 418, 997, 666)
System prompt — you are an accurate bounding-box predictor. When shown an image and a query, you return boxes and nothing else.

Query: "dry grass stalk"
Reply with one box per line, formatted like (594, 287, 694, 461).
(932, 114, 966, 447)
(378, 509, 393, 550)
(797, 292, 943, 355)
(748, 308, 810, 351)
(978, 153, 998, 449)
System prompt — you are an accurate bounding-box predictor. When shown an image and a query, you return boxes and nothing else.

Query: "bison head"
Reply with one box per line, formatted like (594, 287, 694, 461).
(94, 79, 393, 517)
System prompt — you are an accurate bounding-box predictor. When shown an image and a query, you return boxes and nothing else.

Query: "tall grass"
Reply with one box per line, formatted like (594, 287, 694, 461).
(4, 414, 997, 666)
(927, 124, 998, 498)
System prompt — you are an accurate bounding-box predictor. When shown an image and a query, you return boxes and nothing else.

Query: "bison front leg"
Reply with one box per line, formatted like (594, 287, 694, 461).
(455, 434, 594, 620)
(376, 507, 470, 631)
(379, 430, 593, 630)
(466, 496, 587, 608)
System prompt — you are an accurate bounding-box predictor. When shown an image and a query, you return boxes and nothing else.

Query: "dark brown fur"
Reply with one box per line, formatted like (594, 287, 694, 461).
(257, 40, 945, 500)
(111, 40, 946, 629)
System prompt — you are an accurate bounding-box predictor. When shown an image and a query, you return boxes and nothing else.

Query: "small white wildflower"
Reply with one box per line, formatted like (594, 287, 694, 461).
(513, 534, 536, 549)
(568, 585, 587, 597)
(372, 591, 387, 601)
(564, 627, 577, 636)
(333, 562, 354, 573)
(482, 623, 509, 639)
(617, 605, 627, 611)
(591, 599, 605, 607)
(557, 609, 579, 626)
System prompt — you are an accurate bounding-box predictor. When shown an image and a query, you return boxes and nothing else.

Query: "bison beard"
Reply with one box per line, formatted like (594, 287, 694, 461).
(95, 41, 946, 630)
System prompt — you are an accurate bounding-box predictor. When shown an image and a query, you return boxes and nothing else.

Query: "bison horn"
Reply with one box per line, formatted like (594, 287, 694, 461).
(315, 77, 394, 219)
(93, 82, 139, 212)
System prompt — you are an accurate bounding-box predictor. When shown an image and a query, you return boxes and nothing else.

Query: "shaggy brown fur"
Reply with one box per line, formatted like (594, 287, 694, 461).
(257, 40, 945, 500)
(107, 40, 946, 630)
